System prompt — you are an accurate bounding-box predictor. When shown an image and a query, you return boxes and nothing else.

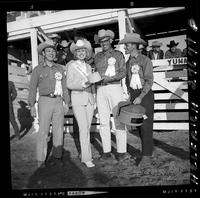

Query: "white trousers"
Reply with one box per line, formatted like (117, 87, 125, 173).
(97, 84, 127, 153)
(73, 103, 94, 163)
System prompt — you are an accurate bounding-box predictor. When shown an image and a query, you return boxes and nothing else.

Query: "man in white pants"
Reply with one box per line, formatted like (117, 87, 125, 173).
(94, 29, 128, 162)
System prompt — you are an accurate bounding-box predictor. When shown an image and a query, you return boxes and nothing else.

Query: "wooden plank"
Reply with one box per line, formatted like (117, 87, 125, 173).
(154, 76, 188, 102)
(154, 92, 188, 100)
(152, 57, 187, 67)
(153, 71, 188, 80)
(153, 122, 189, 130)
(14, 82, 30, 89)
(9, 75, 29, 84)
(152, 82, 188, 91)
(153, 65, 187, 72)
(8, 65, 26, 76)
(154, 112, 189, 121)
(154, 103, 188, 110)
(165, 70, 187, 79)
(16, 90, 29, 100)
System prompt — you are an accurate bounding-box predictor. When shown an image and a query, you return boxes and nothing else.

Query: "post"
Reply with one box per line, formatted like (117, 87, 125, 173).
(30, 28, 39, 133)
(30, 28, 38, 68)
(117, 10, 129, 98)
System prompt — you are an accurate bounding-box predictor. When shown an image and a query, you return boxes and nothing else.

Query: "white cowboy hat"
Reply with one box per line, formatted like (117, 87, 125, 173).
(70, 39, 92, 55)
(119, 33, 146, 45)
(97, 29, 115, 42)
(37, 40, 56, 55)
(150, 41, 162, 47)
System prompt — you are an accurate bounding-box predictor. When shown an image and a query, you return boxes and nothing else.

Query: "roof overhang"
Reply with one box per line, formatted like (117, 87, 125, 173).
(7, 7, 185, 42)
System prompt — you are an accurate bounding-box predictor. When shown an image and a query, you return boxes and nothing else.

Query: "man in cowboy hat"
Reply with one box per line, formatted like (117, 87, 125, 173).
(165, 40, 182, 58)
(94, 29, 128, 163)
(28, 41, 70, 168)
(138, 44, 148, 56)
(147, 40, 164, 60)
(56, 40, 74, 65)
(9, 80, 20, 140)
(119, 33, 154, 167)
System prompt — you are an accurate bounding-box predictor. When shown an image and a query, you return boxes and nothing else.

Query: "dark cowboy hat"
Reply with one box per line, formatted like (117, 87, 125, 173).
(167, 40, 179, 48)
(117, 101, 146, 127)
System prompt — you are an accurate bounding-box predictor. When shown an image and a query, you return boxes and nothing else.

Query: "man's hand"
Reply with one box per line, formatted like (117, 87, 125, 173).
(30, 106, 37, 117)
(133, 96, 142, 104)
(102, 76, 112, 84)
(82, 81, 91, 88)
(63, 104, 69, 115)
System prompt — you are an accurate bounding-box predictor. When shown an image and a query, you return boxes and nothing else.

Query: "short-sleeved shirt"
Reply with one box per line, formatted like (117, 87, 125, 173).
(28, 61, 69, 107)
(94, 48, 126, 83)
(126, 53, 154, 99)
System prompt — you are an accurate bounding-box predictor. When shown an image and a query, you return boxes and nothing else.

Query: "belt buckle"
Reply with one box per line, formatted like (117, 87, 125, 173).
(50, 93, 54, 97)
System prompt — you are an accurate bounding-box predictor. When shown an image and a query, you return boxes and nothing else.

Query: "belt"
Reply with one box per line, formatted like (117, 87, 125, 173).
(41, 93, 61, 98)
(99, 81, 121, 86)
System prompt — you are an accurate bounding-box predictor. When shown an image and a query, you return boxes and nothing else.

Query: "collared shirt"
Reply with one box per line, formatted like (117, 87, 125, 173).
(147, 50, 164, 60)
(126, 53, 154, 99)
(165, 48, 182, 59)
(28, 61, 69, 107)
(94, 48, 126, 83)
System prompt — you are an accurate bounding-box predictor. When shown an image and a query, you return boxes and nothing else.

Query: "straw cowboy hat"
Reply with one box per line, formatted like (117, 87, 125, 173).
(47, 33, 61, 39)
(119, 33, 146, 45)
(70, 39, 92, 55)
(150, 41, 162, 47)
(97, 29, 115, 42)
(37, 40, 56, 55)
(167, 40, 179, 48)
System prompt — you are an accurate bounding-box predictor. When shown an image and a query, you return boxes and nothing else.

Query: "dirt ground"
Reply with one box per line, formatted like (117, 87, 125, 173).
(10, 126, 190, 190)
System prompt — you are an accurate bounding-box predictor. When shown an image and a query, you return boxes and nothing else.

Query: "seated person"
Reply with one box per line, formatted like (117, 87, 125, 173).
(165, 40, 182, 58)
(138, 44, 148, 56)
(147, 41, 164, 60)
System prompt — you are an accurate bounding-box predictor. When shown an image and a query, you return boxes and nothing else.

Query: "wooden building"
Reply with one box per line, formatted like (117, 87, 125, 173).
(7, 8, 188, 132)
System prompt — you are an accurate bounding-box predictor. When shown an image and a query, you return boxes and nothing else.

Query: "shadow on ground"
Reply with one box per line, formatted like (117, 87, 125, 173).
(27, 150, 87, 189)
(129, 128, 189, 160)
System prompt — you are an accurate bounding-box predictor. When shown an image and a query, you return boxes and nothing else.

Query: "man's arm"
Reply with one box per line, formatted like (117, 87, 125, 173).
(10, 81, 17, 101)
(28, 67, 39, 107)
(139, 57, 154, 100)
(103, 52, 126, 83)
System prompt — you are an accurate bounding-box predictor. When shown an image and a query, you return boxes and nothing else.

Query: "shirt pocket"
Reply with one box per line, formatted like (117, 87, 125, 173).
(39, 72, 49, 82)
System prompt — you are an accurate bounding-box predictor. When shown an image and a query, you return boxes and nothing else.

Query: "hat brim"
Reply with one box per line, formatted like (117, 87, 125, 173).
(98, 36, 111, 42)
(70, 42, 92, 58)
(167, 42, 179, 48)
(151, 45, 161, 47)
(38, 43, 56, 55)
(119, 37, 146, 45)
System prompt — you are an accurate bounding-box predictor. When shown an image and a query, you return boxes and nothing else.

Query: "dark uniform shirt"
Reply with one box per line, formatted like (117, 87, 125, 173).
(28, 61, 69, 107)
(126, 53, 154, 99)
(147, 49, 164, 60)
(94, 48, 126, 84)
(165, 48, 182, 59)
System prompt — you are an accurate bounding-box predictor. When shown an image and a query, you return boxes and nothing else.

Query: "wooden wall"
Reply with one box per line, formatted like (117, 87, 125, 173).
(152, 58, 188, 131)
